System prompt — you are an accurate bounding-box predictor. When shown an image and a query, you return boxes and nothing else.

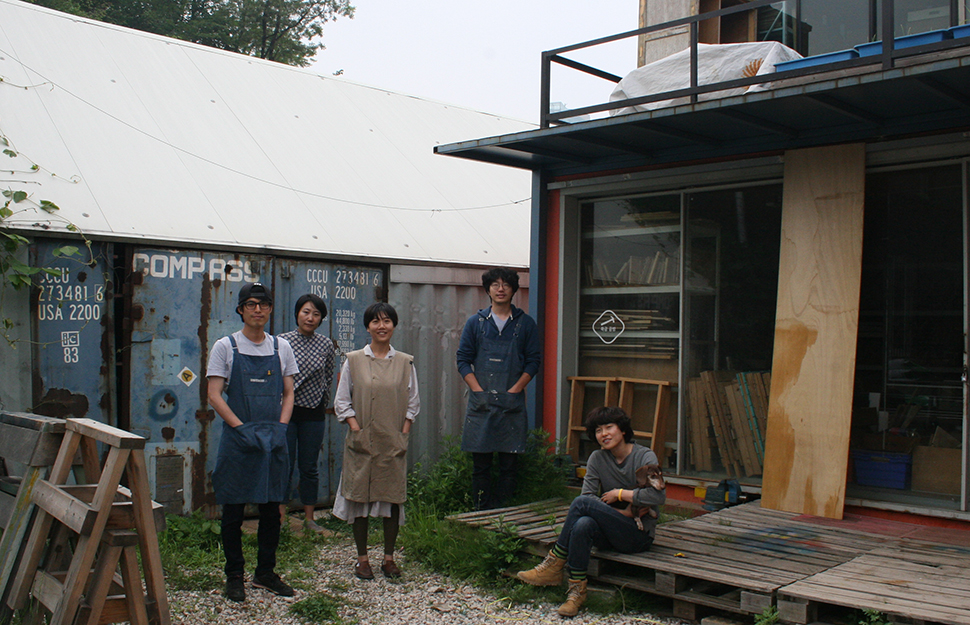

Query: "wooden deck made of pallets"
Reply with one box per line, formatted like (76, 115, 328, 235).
(447, 500, 970, 624)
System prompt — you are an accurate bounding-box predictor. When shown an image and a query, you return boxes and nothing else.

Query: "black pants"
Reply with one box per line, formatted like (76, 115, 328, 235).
(471, 452, 518, 510)
(222, 502, 280, 579)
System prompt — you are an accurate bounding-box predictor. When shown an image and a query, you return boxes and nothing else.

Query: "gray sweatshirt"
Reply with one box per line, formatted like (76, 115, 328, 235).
(580, 443, 667, 536)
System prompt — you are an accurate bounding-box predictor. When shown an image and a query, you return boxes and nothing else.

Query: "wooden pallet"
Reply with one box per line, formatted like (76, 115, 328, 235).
(448, 499, 970, 624)
(778, 541, 970, 625)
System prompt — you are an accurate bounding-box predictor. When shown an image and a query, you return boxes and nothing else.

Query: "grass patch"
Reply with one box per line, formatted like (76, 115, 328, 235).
(402, 431, 569, 588)
(158, 507, 342, 593)
(158, 510, 225, 592)
(289, 592, 356, 625)
(402, 513, 523, 584)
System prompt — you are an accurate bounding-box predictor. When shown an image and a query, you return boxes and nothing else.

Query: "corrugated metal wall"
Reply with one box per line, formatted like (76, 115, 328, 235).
(388, 265, 529, 471)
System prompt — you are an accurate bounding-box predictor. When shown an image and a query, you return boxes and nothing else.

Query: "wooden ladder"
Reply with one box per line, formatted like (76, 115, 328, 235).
(6, 418, 170, 625)
(566, 376, 674, 467)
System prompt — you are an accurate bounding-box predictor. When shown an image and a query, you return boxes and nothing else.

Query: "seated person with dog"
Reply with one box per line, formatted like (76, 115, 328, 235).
(515, 406, 666, 617)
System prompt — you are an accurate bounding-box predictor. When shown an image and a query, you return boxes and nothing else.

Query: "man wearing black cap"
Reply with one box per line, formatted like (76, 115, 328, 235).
(207, 282, 298, 602)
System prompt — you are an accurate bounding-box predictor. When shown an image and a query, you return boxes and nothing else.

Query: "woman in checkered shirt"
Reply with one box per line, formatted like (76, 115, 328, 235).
(278, 293, 337, 533)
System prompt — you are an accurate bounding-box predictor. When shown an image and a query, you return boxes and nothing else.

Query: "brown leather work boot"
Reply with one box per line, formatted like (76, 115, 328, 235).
(515, 551, 565, 586)
(557, 579, 588, 617)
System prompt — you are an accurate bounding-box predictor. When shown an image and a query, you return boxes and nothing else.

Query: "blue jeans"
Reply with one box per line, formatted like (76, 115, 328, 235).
(556, 496, 653, 574)
(286, 419, 327, 505)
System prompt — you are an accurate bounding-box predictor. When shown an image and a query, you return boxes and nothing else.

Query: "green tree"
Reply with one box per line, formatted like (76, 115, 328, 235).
(26, 0, 355, 67)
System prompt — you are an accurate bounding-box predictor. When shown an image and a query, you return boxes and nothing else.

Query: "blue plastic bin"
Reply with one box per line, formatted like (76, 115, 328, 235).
(852, 450, 912, 489)
(949, 24, 970, 39)
(855, 30, 952, 57)
(774, 49, 859, 71)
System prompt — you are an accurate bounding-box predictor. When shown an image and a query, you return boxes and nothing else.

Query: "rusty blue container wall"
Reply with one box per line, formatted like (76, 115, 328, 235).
(127, 248, 272, 514)
(387, 267, 529, 473)
(272, 259, 385, 509)
(29, 240, 114, 424)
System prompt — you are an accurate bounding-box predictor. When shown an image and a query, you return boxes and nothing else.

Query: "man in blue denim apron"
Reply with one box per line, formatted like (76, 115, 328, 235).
(457, 268, 541, 510)
(207, 282, 298, 602)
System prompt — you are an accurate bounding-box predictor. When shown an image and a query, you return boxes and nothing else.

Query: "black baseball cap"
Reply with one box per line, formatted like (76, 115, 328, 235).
(238, 282, 273, 306)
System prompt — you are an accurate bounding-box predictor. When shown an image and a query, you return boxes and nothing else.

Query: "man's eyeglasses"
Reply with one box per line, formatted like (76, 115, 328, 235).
(489, 282, 511, 291)
(242, 301, 271, 311)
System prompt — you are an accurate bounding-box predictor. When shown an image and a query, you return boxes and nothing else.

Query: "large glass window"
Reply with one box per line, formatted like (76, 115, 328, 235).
(757, 0, 957, 57)
(850, 165, 965, 508)
(575, 196, 682, 461)
(682, 185, 783, 481)
(576, 185, 783, 479)
(579, 195, 681, 381)
(797, 1, 869, 55)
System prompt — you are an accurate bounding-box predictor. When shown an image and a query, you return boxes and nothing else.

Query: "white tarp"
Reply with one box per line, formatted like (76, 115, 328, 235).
(609, 41, 802, 115)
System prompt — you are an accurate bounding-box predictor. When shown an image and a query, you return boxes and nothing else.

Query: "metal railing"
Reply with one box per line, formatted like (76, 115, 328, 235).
(540, 0, 963, 128)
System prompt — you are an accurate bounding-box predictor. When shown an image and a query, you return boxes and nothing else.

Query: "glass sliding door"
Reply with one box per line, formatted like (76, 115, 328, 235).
(681, 184, 783, 481)
(850, 164, 965, 509)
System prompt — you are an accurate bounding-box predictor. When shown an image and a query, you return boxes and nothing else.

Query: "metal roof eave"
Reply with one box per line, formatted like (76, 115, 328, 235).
(436, 48, 970, 176)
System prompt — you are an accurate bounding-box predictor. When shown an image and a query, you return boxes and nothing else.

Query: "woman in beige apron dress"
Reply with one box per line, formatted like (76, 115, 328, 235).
(332, 303, 420, 580)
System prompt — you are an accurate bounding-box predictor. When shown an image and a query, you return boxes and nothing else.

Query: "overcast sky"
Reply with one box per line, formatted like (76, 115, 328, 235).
(311, 0, 640, 123)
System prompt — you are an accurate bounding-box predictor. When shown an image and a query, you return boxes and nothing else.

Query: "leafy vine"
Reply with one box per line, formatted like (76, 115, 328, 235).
(0, 122, 90, 346)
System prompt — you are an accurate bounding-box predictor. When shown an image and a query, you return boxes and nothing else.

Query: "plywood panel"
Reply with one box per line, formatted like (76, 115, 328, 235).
(761, 144, 866, 519)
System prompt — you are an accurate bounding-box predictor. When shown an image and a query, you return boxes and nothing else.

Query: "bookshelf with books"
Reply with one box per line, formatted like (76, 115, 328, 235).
(577, 197, 719, 386)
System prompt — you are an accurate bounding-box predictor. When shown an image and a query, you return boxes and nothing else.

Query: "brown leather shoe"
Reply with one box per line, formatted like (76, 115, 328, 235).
(354, 561, 374, 580)
(381, 560, 402, 578)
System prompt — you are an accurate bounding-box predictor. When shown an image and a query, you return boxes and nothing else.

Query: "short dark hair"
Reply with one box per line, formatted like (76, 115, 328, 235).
(481, 267, 519, 294)
(294, 293, 328, 323)
(363, 302, 398, 328)
(585, 406, 635, 443)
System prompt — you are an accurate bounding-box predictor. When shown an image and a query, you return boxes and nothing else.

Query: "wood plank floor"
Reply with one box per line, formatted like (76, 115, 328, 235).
(447, 500, 970, 624)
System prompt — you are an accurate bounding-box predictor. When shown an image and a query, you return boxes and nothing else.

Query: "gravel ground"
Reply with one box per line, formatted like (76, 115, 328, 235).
(168, 521, 689, 625)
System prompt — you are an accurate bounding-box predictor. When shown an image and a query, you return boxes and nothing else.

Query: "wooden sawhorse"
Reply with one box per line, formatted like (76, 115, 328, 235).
(6, 418, 170, 625)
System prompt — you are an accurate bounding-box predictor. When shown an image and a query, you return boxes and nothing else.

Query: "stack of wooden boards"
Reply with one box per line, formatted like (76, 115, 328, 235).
(685, 371, 770, 477)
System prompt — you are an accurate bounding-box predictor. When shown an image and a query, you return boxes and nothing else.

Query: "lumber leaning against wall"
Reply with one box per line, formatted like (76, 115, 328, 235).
(761, 143, 866, 519)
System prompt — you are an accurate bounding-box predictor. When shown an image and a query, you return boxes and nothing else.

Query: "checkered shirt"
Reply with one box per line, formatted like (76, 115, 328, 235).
(278, 330, 337, 409)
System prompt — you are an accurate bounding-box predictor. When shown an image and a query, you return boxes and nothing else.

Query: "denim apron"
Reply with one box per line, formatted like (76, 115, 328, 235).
(211, 335, 289, 505)
(460, 315, 528, 453)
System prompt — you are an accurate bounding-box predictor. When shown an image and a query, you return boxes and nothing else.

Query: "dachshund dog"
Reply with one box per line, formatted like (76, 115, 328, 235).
(628, 463, 666, 530)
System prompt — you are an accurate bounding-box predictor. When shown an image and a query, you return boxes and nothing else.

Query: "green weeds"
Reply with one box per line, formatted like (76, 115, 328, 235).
(157, 508, 338, 592)
(401, 431, 569, 588)
(401, 510, 523, 584)
(859, 608, 889, 625)
(756, 606, 780, 625)
(157, 510, 224, 591)
(289, 592, 357, 625)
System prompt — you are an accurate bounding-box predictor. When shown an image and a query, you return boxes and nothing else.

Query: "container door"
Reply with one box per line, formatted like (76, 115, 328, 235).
(272, 260, 385, 506)
(30, 240, 114, 424)
(127, 247, 271, 514)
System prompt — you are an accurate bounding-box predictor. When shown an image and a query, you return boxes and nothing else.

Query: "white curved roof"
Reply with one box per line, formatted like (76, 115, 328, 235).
(0, 0, 534, 266)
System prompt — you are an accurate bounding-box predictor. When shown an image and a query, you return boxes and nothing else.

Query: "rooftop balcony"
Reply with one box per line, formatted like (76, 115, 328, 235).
(437, 0, 970, 175)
